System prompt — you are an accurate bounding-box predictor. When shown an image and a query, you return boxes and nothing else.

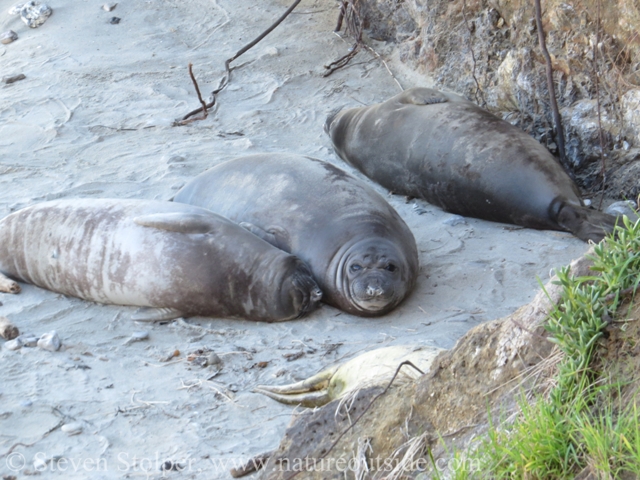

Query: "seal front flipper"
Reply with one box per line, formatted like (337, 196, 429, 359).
(134, 212, 217, 234)
(556, 202, 618, 243)
(239, 222, 291, 252)
(0, 273, 21, 294)
(399, 87, 449, 106)
(131, 307, 185, 322)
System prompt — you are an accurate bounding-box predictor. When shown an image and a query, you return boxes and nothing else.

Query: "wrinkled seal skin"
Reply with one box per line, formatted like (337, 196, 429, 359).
(0, 199, 322, 322)
(174, 154, 419, 317)
(326, 87, 617, 243)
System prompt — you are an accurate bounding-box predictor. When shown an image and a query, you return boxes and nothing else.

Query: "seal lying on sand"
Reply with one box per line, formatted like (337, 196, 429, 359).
(0, 199, 322, 322)
(174, 153, 419, 317)
(254, 345, 443, 408)
(325, 87, 617, 243)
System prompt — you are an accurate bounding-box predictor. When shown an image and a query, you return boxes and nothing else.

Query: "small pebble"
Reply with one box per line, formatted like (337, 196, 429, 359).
(20, 399, 33, 407)
(1, 30, 18, 44)
(37, 331, 61, 352)
(20, 335, 39, 347)
(207, 352, 222, 367)
(4, 338, 23, 351)
(124, 331, 149, 345)
(102, 2, 117, 11)
(61, 422, 83, 436)
(109, 16, 120, 24)
(3, 74, 26, 84)
(0, 316, 19, 340)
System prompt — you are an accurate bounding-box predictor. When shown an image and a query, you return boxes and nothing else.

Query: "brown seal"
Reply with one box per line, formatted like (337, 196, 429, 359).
(0, 199, 322, 322)
(325, 87, 617, 242)
(174, 153, 418, 317)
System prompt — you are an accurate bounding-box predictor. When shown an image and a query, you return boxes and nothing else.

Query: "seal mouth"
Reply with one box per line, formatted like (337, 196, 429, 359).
(348, 278, 398, 315)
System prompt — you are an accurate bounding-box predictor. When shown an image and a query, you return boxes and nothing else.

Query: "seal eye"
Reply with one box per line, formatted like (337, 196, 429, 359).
(385, 264, 397, 272)
(350, 264, 362, 273)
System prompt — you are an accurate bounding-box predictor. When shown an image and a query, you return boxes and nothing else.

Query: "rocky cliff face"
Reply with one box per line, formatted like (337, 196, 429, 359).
(356, 0, 640, 201)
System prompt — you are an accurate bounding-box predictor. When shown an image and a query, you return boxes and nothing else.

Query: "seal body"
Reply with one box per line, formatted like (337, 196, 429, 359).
(326, 87, 617, 242)
(0, 199, 322, 322)
(174, 154, 419, 317)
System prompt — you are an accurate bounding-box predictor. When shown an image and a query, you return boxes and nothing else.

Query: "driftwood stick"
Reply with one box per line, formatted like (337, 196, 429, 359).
(189, 63, 208, 119)
(178, 0, 302, 123)
(335, 0, 346, 32)
(0, 316, 19, 340)
(534, 0, 570, 174)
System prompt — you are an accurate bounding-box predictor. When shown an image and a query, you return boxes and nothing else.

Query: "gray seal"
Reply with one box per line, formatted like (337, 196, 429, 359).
(174, 154, 419, 317)
(0, 199, 322, 322)
(325, 87, 617, 242)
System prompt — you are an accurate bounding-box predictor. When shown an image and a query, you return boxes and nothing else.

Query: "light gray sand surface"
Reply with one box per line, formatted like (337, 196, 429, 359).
(1, 0, 590, 478)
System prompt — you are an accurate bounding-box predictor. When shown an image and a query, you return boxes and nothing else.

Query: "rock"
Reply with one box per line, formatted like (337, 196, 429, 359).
(3, 74, 26, 85)
(19, 335, 38, 347)
(0, 317, 19, 340)
(102, 3, 117, 11)
(37, 331, 61, 352)
(0, 30, 18, 44)
(605, 200, 639, 221)
(61, 422, 83, 435)
(4, 338, 23, 351)
(124, 331, 149, 345)
(207, 352, 222, 367)
(11, 2, 52, 28)
(622, 89, 640, 147)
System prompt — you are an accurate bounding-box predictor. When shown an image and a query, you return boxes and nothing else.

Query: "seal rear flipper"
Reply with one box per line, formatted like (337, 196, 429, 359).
(556, 203, 618, 243)
(0, 273, 21, 294)
(239, 222, 291, 252)
(131, 307, 185, 322)
(134, 213, 217, 234)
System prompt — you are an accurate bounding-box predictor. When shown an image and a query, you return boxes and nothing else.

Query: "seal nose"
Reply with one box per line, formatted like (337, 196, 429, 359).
(366, 285, 384, 297)
(311, 287, 323, 302)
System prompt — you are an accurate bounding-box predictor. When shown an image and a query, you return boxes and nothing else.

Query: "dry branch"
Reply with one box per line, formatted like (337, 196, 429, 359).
(177, 0, 302, 124)
(534, 0, 570, 174)
(324, 0, 363, 77)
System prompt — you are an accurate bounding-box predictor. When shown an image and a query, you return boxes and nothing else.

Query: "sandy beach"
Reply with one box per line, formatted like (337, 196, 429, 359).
(0, 0, 592, 478)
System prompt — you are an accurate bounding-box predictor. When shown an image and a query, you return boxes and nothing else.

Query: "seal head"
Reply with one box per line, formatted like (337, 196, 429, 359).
(331, 238, 414, 316)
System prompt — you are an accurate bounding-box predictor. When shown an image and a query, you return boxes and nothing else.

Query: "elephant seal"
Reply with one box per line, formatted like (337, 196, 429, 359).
(325, 87, 617, 243)
(0, 199, 322, 322)
(254, 345, 443, 408)
(173, 154, 418, 317)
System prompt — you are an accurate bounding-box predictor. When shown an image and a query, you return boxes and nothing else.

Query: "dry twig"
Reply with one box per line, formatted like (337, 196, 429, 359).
(324, 0, 363, 77)
(177, 0, 302, 124)
(461, 0, 485, 106)
(534, 0, 570, 174)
